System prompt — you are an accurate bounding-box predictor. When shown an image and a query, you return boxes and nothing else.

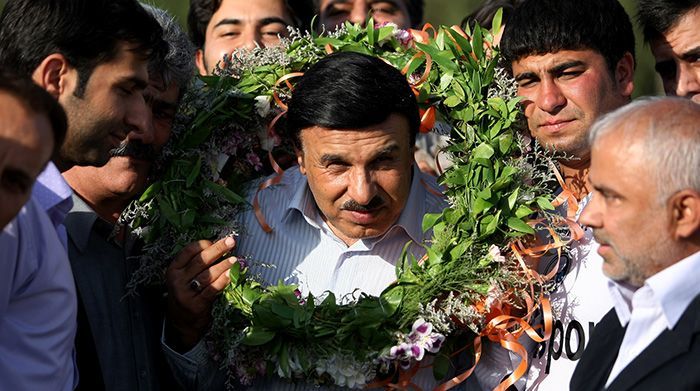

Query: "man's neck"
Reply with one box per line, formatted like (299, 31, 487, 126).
(558, 157, 591, 201)
(62, 173, 126, 224)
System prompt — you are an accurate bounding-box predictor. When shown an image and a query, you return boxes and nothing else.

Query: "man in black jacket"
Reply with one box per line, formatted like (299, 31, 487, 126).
(572, 97, 700, 390)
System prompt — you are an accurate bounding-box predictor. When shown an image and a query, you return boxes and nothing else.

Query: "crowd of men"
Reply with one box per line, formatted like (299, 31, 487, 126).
(0, 0, 699, 390)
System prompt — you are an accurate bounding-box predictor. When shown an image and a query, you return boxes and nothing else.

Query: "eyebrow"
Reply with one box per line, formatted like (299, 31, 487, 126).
(514, 60, 586, 83)
(318, 145, 399, 165)
(680, 46, 700, 62)
(214, 17, 290, 29)
(117, 76, 148, 91)
(325, 0, 401, 7)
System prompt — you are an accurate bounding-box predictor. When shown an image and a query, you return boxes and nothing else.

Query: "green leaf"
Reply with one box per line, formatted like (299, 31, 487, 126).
(507, 217, 535, 234)
(229, 261, 243, 286)
(422, 212, 442, 233)
(415, 42, 458, 73)
(379, 286, 403, 316)
(377, 26, 394, 42)
(491, 9, 503, 39)
(472, 143, 495, 160)
(181, 209, 196, 228)
(498, 133, 514, 154)
(473, 196, 494, 216)
(204, 181, 246, 204)
(536, 197, 556, 211)
(446, 27, 472, 55)
(138, 182, 161, 202)
(242, 327, 275, 346)
(367, 18, 376, 45)
(515, 205, 535, 219)
(271, 302, 296, 319)
(444, 95, 461, 108)
(185, 157, 202, 188)
(433, 353, 451, 380)
(507, 188, 519, 211)
(158, 198, 180, 227)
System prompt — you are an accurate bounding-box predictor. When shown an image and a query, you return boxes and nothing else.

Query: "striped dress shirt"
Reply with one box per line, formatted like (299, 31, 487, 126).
(237, 165, 446, 300)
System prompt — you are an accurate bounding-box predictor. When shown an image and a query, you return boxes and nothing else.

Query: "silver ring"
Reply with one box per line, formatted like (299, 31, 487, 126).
(189, 279, 202, 292)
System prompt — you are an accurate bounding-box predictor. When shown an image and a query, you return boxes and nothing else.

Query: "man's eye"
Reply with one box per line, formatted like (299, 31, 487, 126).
(371, 4, 397, 15)
(656, 61, 676, 81)
(559, 70, 583, 80)
(221, 31, 241, 38)
(326, 6, 349, 17)
(517, 79, 536, 88)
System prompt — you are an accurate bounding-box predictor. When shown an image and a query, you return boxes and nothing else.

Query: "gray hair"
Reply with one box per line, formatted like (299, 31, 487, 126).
(141, 3, 195, 91)
(589, 96, 700, 202)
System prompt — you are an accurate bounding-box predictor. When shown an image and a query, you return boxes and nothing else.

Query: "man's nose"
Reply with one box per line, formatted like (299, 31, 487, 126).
(125, 97, 155, 145)
(578, 192, 602, 229)
(675, 63, 700, 99)
(347, 168, 377, 206)
(348, 2, 369, 26)
(536, 79, 567, 113)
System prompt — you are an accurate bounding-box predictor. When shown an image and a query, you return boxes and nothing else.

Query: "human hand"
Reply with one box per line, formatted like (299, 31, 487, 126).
(165, 236, 237, 351)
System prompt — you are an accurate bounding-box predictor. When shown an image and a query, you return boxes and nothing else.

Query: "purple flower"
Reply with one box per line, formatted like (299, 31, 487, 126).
(293, 289, 306, 305)
(385, 319, 446, 364)
(394, 29, 413, 47)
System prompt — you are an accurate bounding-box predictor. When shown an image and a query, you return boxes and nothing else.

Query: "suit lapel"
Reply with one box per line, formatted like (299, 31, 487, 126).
(571, 309, 626, 390)
(608, 294, 700, 390)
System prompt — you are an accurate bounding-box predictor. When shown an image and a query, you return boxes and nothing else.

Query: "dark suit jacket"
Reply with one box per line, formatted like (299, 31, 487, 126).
(570, 294, 700, 391)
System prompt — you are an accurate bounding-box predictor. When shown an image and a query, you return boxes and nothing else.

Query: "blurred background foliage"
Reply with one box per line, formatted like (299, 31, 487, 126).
(0, 0, 660, 96)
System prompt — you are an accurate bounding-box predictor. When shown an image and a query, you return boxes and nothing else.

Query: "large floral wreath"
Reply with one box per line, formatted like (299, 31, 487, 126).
(125, 13, 571, 390)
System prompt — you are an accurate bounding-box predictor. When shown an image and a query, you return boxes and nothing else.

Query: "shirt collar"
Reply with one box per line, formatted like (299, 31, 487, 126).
(64, 194, 102, 253)
(608, 250, 700, 328)
(283, 165, 428, 245)
(32, 162, 74, 227)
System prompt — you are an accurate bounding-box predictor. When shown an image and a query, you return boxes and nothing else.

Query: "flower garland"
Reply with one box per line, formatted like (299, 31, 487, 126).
(127, 13, 569, 390)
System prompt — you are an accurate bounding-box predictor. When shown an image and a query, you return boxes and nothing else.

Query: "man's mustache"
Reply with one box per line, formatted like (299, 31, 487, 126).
(340, 197, 385, 212)
(109, 140, 156, 161)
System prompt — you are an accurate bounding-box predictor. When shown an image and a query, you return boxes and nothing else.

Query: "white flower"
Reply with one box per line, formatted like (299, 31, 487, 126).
(256, 126, 278, 152)
(211, 153, 230, 181)
(315, 353, 372, 389)
(254, 95, 272, 117)
(488, 245, 507, 263)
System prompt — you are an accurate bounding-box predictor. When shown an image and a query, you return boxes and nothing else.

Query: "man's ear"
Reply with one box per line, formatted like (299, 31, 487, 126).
(195, 49, 208, 76)
(31, 54, 74, 99)
(615, 52, 635, 98)
(295, 146, 306, 175)
(670, 190, 700, 240)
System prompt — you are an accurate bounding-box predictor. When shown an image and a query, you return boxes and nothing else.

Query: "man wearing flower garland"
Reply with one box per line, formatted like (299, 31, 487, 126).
(189, 0, 313, 75)
(638, 0, 700, 104)
(0, 0, 166, 389)
(162, 51, 469, 389)
(500, 0, 636, 388)
(572, 97, 700, 390)
(60, 5, 195, 389)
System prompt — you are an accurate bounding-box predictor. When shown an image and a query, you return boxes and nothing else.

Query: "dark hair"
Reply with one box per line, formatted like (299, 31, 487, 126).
(406, 0, 424, 28)
(188, 0, 312, 49)
(311, 0, 423, 28)
(461, 0, 522, 31)
(0, 0, 168, 97)
(287, 51, 419, 149)
(638, 0, 700, 42)
(0, 72, 68, 158)
(500, 0, 635, 75)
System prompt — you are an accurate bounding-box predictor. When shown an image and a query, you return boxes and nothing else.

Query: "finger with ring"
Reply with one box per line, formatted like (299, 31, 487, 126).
(189, 278, 203, 292)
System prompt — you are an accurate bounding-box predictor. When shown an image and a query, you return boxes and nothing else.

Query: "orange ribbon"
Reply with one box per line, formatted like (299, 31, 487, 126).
(253, 72, 304, 232)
